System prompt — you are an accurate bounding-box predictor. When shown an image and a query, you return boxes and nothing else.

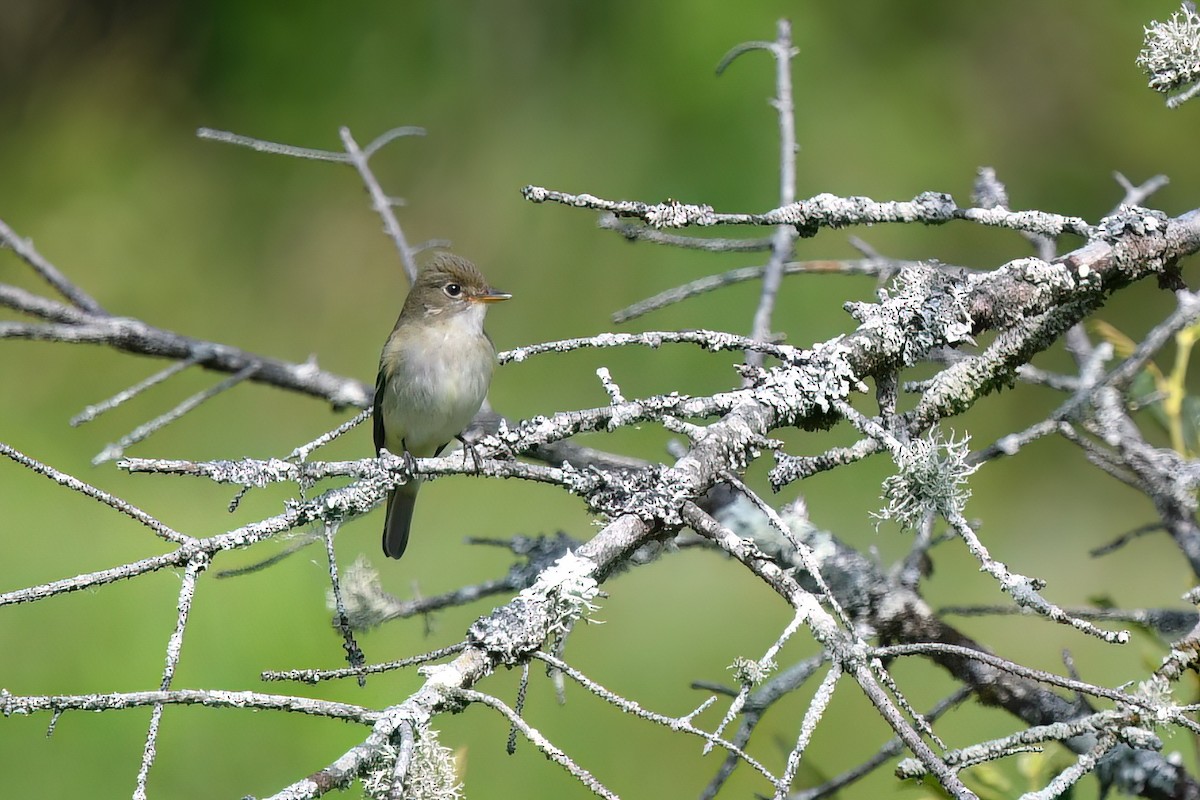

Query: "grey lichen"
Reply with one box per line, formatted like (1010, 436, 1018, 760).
(846, 265, 974, 368)
(1099, 205, 1173, 278)
(584, 464, 690, 526)
(753, 345, 863, 428)
(467, 552, 601, 664)
(363, 729, 462, 800)
(874, 432, 979, 530)
(645, 199, 718, 228)
(326, 556, 394, 631)
(731, 655, 777, 686)
(1138, 4, 1200, 96)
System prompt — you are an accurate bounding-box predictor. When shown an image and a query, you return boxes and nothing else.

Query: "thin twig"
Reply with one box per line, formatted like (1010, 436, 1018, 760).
(1090, 522, 1167, 556)
(70, 354, 205, 426)
(945, 511, 1129, 644)
(612, 257, 923, 323)
(339, 126, 422, 282)
(93, 362, 261, 463)
(262, 643, 467, 685)
(133, 555, 208, 799)
(288, 408, 372, 462)
(0, 302, 372, 410)
(214, 533, 320, 578)
(790, 688, 972, 800)
(735, 19, 800, 372)
(451, 688, 618, 800)
(0, 217, 106, 313)
(872, 642, 1198, 729)
(197, 127, 351, 162)
(598, 213, 774, 251)
(521, 185, 1094, 239)
(708, 610, 809, 752)
(1, 688, 377, 723)
(1113, 172, 1169, 206)
(0, 442, 189, 545)
(777, 663, 842, 800)
(498, 328, 799, 365)
(532, 650, 780, 787)
(697, 654, 830, 800)
(322, 521, 366, 684)
(118, 452, 569, 492)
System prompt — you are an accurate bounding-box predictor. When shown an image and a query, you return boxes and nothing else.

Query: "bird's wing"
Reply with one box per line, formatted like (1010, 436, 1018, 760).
(373, 368, 387, 455)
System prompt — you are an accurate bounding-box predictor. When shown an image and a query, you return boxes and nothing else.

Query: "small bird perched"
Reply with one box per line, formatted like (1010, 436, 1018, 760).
(374, 253, 511, 559)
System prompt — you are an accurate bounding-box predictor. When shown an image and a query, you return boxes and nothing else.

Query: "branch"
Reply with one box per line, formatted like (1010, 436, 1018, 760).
(0, 218, 105, 313)
(1, 688, 376, 723)
(718, 20, 801, 371)
(521, 185, 1095, 239)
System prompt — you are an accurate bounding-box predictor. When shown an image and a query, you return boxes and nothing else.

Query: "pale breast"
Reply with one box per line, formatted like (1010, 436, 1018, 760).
(380, 311, 495, 455)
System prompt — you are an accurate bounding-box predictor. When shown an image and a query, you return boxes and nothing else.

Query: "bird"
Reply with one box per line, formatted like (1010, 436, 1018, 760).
(374, 253, 510, 559)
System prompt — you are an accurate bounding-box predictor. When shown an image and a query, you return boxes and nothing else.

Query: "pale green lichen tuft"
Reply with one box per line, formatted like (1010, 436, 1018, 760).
(875, 432, 978, 530)
(1138, 4, 1200, 96)
(731, 655, 777, 686)
(362, 729, 463, 800)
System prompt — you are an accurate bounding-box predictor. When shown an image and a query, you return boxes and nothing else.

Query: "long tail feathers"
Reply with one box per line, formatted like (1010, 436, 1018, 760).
(382, 482, 419, 559)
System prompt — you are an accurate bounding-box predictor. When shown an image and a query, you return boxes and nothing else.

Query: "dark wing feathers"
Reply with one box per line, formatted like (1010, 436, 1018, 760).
(373, 368, 387, 455)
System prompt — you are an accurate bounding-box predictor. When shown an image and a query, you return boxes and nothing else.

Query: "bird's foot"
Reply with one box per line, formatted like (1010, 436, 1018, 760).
(456, 434, 484, 474)
(401, 449, 418, 477)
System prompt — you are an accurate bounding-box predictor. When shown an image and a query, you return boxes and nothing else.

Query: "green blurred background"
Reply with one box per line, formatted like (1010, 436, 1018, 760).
(2, 2, 1198, 797)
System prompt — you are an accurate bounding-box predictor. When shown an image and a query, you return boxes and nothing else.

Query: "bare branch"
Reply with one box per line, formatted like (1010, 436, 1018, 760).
(521, 184, 1095, 238)
(70, 355, 205, 427)
(339, 126, 422, 282)
(93, 361, 260, 464)
(0, 281, 372, 409)
(261, 643, 468, 685)
(196, 127, 352, 162)
(133, 554, 209, 799)
(498, 328, 799, 365)
(612, 256, 927, 324)
(451, 687, 619, 800)
(598, 212, 774, 251)
(0, 217, 105, 313)
(1, 688, 377, 723)
(532, 650, 780, 786)
(736, 19, 801, 372)
(0, 442, 188, 546)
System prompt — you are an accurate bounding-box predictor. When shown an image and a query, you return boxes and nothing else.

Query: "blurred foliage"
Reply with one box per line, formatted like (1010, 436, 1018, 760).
(2, 1, 1199, 798)
(1094, 318, 1200, 456)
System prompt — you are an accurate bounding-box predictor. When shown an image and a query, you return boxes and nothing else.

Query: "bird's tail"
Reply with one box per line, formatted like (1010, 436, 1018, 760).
(382, 481, 420, 559)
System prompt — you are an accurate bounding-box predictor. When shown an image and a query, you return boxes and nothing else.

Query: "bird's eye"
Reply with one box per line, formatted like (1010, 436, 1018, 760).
(444, 282, 463, 298)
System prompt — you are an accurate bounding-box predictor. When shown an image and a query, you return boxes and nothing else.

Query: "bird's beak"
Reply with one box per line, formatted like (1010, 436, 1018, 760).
(473, 289, 512, 304)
